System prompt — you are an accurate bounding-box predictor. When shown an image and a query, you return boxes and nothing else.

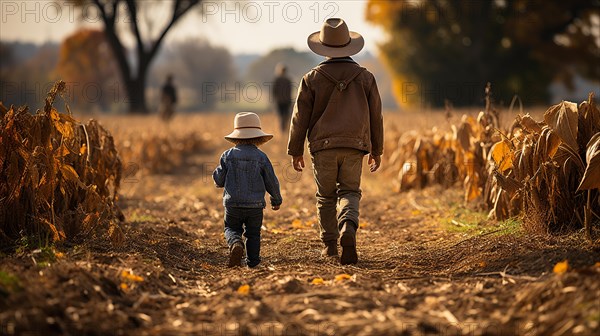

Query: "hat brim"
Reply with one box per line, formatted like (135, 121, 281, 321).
(224, 128, 273, 142)
(307, 31, 364, 57)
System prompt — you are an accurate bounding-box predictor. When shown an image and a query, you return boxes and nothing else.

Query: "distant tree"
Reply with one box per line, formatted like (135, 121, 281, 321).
(0, 43, 59, 107)
(56, 29, 122, 111)
(0, 43, 14, 70)
(151, 38, 235, 110)
(72, 0, 204, 113)
(366, 0, 600, 107)
(0, 43, 13, 105)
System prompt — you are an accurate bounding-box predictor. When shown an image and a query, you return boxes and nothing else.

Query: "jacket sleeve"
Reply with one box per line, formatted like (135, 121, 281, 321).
(287, 74, 314, 156)
(262, 157, 283, 206)
(368, 76, 384, 156)
(212, 153, 227, 188)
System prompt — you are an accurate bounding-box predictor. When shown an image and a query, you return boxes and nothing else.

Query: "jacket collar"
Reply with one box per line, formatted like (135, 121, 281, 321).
(319, 56, 357, 65)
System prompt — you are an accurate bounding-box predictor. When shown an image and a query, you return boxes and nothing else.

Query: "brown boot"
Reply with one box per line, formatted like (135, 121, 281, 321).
(228, 242, 244, 268)
(340, 222, 358, 265)
(321, 241, 338, 257)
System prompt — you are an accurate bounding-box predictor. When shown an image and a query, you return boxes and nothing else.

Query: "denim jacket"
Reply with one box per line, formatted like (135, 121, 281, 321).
(213, 144, 283, 208)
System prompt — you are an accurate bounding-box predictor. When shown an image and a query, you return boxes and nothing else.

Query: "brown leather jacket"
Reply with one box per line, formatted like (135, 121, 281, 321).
(287, 57, 383, 157)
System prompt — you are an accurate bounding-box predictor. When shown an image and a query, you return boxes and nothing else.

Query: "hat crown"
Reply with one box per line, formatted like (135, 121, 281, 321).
(234, 112, 262, 129)
(319, 18, 351, 47)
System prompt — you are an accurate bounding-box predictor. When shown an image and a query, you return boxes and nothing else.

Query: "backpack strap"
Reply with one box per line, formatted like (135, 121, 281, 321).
(314, 66, 365, 92)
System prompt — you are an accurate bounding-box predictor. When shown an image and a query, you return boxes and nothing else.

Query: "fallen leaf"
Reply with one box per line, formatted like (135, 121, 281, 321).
(553, 260, 569, 274)
(334, 274, 352, 282)
(291, 219, 304, 229)
(121, 270, 144, 282)
(237, 284, 250, 295)
(310, 277, 325, 285)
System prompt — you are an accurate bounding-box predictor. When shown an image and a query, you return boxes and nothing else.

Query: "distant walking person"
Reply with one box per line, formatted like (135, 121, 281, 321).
(272, 63, 292, 132)
(160, 74, 177, 122)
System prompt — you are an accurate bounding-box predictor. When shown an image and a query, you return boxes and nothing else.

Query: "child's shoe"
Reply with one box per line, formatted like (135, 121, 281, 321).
(340, 222, 358, 265)
(228, 242, 244, 267)
(247, 262, 261, 269)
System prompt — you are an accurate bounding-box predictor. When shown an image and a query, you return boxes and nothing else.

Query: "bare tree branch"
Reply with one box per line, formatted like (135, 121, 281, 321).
(124, 0, 146, 56)
(82, 0, 202, 112)
(147, 0, 199, 63)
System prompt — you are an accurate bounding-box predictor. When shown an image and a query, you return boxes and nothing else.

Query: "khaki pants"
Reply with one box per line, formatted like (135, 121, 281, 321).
(311, 148, 364, 243)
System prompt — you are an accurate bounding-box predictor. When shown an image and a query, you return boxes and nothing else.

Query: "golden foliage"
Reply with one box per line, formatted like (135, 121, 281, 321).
(0, 81, 124, 244)
(490, 140, 513, 173)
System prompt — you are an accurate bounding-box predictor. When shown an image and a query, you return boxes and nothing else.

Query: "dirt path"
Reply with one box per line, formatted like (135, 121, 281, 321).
(1, 118, 599, 335)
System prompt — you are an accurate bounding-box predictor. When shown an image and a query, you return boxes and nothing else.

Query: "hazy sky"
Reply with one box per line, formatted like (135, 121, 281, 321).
(0, 0, 383, 55)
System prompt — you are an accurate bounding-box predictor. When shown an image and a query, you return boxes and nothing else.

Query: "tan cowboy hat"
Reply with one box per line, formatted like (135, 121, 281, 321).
(307, 18, 364, 57)
(225, 112, 273, 142)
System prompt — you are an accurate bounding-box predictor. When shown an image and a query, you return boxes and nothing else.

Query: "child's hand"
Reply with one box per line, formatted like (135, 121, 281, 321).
(271, 205, 280, 211)
(369, 154, 381, 172)
(292, 155, 305, 172)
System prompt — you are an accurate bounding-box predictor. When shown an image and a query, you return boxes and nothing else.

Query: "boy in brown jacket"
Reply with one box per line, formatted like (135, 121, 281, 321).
(288, 18, 383, 265)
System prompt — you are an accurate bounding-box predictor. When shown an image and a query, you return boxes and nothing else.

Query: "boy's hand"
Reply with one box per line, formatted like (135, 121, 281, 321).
(369, 154, 381, 172)
(271, 205, 280, 211)
(292, 155, 305, 172)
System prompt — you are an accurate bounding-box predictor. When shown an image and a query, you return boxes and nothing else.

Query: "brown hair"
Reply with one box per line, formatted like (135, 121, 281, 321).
(228, 136, 270, 146)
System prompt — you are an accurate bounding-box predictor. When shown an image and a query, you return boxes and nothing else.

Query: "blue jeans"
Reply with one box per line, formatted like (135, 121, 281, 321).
(224, 207, 263, 267)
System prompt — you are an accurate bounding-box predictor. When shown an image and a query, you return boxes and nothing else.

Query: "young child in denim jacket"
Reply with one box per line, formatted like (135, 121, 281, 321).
(213, 112, 283, 268)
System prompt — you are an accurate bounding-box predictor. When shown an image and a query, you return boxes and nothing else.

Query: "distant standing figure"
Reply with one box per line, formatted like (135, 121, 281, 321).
(272, 63, 292, 132)
(160, 74, 177, 122)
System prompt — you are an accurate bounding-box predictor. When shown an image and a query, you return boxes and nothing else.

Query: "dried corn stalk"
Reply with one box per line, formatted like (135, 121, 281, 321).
(118, 131, 212, 174)
(489, 93, 600, 233)
(389, 84, 500, 203)
(0, 81, 124, 245)
(387, 84, 599, 234)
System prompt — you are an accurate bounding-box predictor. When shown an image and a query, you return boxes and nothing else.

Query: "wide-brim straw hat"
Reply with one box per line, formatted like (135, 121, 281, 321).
(307, 18, 364, 58)
(224, 112, 273, 142)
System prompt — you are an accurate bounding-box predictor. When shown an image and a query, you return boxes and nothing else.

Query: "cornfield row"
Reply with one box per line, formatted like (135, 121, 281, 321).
(387, 87, 600, 236)
(117, 130, 212, 174)
(0, 81, 124, 245)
